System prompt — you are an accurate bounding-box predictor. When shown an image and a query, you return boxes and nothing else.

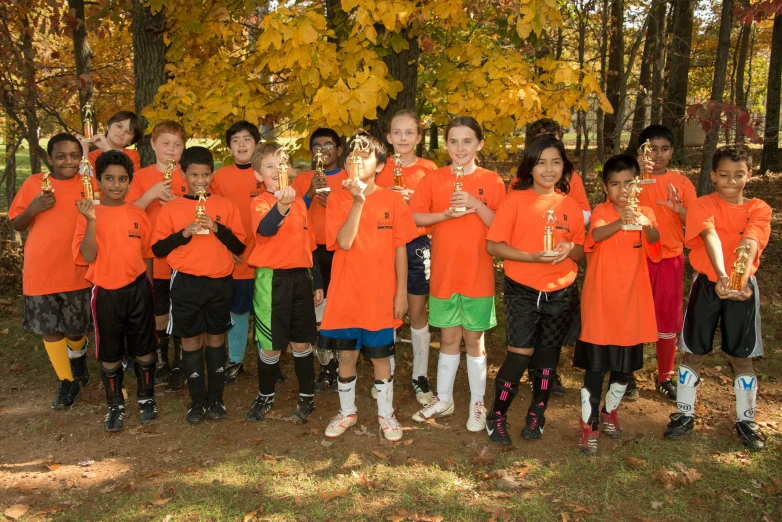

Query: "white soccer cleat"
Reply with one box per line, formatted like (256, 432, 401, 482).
(378, 414, 403, 442)
(412, 397, 455, 423)
(466, 401, 487, 432)
(325, 413, 357, 438)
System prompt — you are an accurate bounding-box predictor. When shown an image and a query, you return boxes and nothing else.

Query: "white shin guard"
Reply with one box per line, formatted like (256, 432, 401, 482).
(411, 325, 431, 379)
(436, 352, 461, 404)
(734, 374, 758, 422)
(604, 380, 628, 413)
(375, 378, 394, 419)
(580, 388, 592, 424)
(466, 354, 487, 404)
(338, 376, 357, 416)
(676, 365, 698, 417)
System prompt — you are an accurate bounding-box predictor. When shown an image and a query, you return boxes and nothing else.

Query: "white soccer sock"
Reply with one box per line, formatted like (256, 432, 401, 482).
(314, 298, 326, 323)
(411, 325, 431, 379)
(436, 352, 460, 404)
(375, 378, 394, 419)
(466, 354, 487, 404)
(580, 388, 592, 424)
(604, 380, 628, 413)
(338, 376, 357, 416)
(734, 374, 758, 422)
(389, 354, 395, 379)
(676, 365, 698, 417)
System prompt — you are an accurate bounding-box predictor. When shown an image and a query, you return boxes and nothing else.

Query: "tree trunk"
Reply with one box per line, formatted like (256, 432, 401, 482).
(132, 0, 168, 168)
(5, 123, 21, 246)
(576, 1, 589, 154)
(429, 122, 438, 153)
(602, 0, 623, 154)
(21, 15, 43, 173)
(697, 0, 734, 196)
(625, 9, 655, 155)
(761, 13, 782, 174)
(649, 0, 668, 125)
(596, 0, 609, 162)
(69, 0, 95, 143)
(735, 7, 752, 143)
(662, 0, 695, 164)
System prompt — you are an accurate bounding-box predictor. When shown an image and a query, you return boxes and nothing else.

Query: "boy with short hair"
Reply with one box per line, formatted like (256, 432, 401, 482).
(152, 146, 246, 424)
(665, 145, 771, 450)
(10, 133, 94, 409)
(210, 121, 262, 383)
(127, 121, 187, 390)
(290, 128, 346, 392)
(73, 151, 158, 431)
(633, 124, 697, 401)
(320, 133, 419, 442)
(245, 142, 324, 424)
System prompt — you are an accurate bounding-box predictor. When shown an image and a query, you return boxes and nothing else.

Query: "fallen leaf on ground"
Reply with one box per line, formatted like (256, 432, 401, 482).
(353, 424, 374, 437)
(150, 485, 175, 506)
(514, 463, 534, 480)
(34, 503, 71, 515)
(250, 438, 265, 445)
(211, 436, 230, 447)
(243, 505, 264, 521)
(652, 467, 676, 490)
(623, 455, 647, 467)
(561, 513, 571, 522)
(444, 456, 457, 470)
(385, 517, 405, 522)
(261, 454, 278, 463)
(353, 471, 376, 490)
(4, 505, 29, 520)
(472, 446, 496, 466)
(78, 459, 95, 467)
(44, 460, 61, 472)
(320, 439, 334, 448)
(317, 488, 347, 501)
(483, 505, 511, 522)
(99, 483, 118, 494)
(650, 501, 663, 510)
(143, 469, 164, 478)
(372, 450, 389, 460)
(0, 328, 8, 334)
(425, 418, 450, 429)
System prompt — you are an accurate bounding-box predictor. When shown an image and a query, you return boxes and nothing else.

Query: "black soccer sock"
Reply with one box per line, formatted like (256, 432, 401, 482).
(491, 378, 519, 417)
(101, 365, 124, 408)
(321, 357, 338, 375)
(134, 360, 156, 401)
(156, 330, 170, 366)
(293, 348, 315, 398)
(171, 337, 182, 369)
(258, 351, 279, 397)
(529, 367, 554, 417)
(205, 344, 227, 401)
(182, 348, 207, 402)
(497, 351, 533, 384)
(583, 370, 604, 429)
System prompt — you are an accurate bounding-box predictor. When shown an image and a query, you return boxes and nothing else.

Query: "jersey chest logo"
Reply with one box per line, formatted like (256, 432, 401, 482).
(128, 222, 141, 239)
(377, 210, 393, 230)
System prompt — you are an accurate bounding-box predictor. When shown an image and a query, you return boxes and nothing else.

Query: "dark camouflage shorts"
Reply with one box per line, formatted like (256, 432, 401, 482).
(23, 289, 92, 336)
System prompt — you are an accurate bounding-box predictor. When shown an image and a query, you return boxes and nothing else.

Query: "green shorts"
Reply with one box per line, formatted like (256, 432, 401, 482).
(429, 294, 496, 332)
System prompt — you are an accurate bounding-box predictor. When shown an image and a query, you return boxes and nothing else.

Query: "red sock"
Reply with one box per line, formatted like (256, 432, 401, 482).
(656, 336, 677, 382)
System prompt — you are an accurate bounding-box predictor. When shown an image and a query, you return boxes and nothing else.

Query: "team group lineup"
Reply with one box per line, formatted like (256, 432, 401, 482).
(9, 108, 771, 456)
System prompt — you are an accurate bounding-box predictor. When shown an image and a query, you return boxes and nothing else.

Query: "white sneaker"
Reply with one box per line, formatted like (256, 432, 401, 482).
(412, 397, 455, 423)
(325, 413, 357, 438)
(466, 401, 487, 432)
(378, 414, 403, 442)
(412, 376, 435, 406)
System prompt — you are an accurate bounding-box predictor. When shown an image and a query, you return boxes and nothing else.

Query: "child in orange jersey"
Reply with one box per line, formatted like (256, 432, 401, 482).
(73, 151, 158, 432)
(377, 109, 438, 405)
(81, 110, 144, 174)
(127, 121, 187, 390)
(152, 146, 246, 424)
(409, 116, 506, 432)
(631, 125, 697, 401)
(665, 145, 771, 451)
(574, 155, 660, 455)
(245, 142, 324, 425)
(10, 134, 96, 410)
(210, 121, 263, 383)
(484, 135, 585, 446)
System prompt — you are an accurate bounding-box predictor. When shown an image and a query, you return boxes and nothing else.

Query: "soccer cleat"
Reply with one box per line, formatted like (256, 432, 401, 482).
(70, 352, 90, 387)
(137, 400, 158, 424)
(52, 379, 81, 410)
(412, 376, 435, 405)
(736, 421, 766, 451)
(656, 379, 677, 402)
(314, 370, 338, 393)
(600, 410, 622, 438)
(578, 420, 599, 456)
(624, 374, 640, 401)
(154, 339, 171, 386)
(520, 411, 545, 440)
(551, 372, 565, 397)
(101, 366, 124, 431)
(292, 397, 315, 424)
(104, 405, 125, 432)
(186, 400, 208, 424)
(246, 394, 274, 422)
(224, 361, 244, 385)
(378, 414, 403, 442)
(486, 413, 512, 446)
(466, 401, 487, 432)
(165, 367, 185, 392)
(325, 413, 357, 438)
(412, 397, 455, 423)
(207, 397, 227, 420)
(664, 412, 694, 439)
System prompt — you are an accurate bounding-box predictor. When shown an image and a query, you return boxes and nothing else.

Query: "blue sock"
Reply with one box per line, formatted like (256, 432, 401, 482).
(228, 312, 250, 364)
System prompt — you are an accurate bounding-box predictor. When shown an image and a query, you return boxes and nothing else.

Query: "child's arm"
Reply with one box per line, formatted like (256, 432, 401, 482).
(152, 224, 199, 257)
(12, 192, 56, 231)
(336, 180, 365, 250)
(657, 183, 688, 223)
(591, 219, 623, 243)
(700, 228, 731, 297)
(257, 188, 295, 237)
(451, 191, 494, 227)
(133, 180, 175, 210)
(145, 258, 153, 281)
(635, 212, 660, 244)
(393, 245, 408, 319)
(75, 199, 98, 262)
(486, 241, 550, 263)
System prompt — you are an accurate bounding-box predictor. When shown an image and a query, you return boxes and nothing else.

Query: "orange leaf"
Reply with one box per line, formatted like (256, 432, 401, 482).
(372, 451, 389, 460)
(623, 455, 647, 467)
(317, 488, 347, 501)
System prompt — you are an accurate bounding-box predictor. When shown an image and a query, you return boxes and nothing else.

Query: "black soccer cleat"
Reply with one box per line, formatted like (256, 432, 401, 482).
(292, 397, 315, 424)
(207, 397, 227, 420)
(224, 362, 244, 385)
(520, 412, 545, 440)
(656, 379, 677, 402)
(165, 367, 185, 392)
(736, 421, 766, 451)
(314, 371, 338, 393)
(486, 413, 512, 446)
(624, 374, 640, 401)
(104, 405, 125, 432)
(186, 400, 208, 424)
(551, 373, 566, 397)
(246, 394, 274, 422)
(664, 412, 694, 439)
(70, 353, 90, 387)
(52, 379, 81, 410)
(138, 400, 158, 424)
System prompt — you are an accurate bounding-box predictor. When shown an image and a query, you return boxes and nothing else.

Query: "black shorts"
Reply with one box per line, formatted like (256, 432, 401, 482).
(23, 288, 92, 337)
(315, 245, 334, 297)
(573, 341, 644, 373)
(232, 278, 254, 315)
(503, 276, 580, 352)
(407, 235, 431, 296)
(681, 273, 764, 358)
(153, 278, 170, 316)
(169, 271, 234, 338)
(253, 268, 318, 351)
(91, 274, 157, 363)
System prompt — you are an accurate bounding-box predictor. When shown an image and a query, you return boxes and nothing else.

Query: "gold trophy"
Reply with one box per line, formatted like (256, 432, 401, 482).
(276, 146, 290, 195)
(639, 140, 656, 184)
(194, 189, 209, 234)
(314, 150, 330, 194)
(162, 158, 177, 181)
(452, 163, 466, 212)
(82, 102, 94, 142)
(728, 244, 751, 293)
(620, 179, 643, 231)
(346, 137, 365, 181)
(393, 152, 404, 187)
(542, 206, 558, 257)
(79, 156, 100, 204)
(41, 172, 53, 194)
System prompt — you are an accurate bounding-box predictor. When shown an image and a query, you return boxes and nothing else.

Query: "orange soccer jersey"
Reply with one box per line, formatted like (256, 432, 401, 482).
(409, 166, 506, 299)
(73, 204, 153, 290)
(247, 192, 317, 270)
(290, 169, 348, 245)
(486, 190, 585, 292)
(637, 170, 696, 258)
(376, 157, 438, 236)
(569, 172, 592, 214)
(152, 194, 246, 278)
(10, 174, 96, 296)
(579, 202, 660, 346)
(210, 164, 265, 279)
(685, 193, 772, 283)
(320, 188, 418, 331)
(126, 164, 188, 279)
(88, 148, 142, 175)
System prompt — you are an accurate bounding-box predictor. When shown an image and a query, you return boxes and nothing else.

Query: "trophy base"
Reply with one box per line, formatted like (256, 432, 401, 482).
(194, 228, 210, 235)
(316, 187, 331, 193)
(639, 179, 656, 185)
(620, 224, 642, 231)
(542, 250, 559, 257)
(92, 200, 101, 205)
(81, 137, 94, 143)
(452, 206, 467, 213)
(727, 289, 742, 295)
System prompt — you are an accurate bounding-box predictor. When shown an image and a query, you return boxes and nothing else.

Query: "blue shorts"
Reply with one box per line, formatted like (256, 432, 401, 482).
(232, 278, 254, 314)
(407, 235, 430, 296)
(319, 328, 395, 358)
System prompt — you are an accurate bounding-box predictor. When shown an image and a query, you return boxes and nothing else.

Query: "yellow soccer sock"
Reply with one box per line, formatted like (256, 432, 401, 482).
(44, 339, 75, 381)
(66, 335, 88, 357)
